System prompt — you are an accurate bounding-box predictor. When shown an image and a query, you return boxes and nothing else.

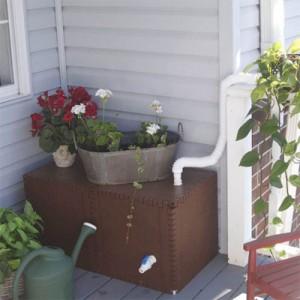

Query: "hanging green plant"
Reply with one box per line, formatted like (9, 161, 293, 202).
(237, 39, 300, 228)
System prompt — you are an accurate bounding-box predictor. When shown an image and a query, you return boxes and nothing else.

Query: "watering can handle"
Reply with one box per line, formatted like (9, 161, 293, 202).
(13, 247, 55, 300)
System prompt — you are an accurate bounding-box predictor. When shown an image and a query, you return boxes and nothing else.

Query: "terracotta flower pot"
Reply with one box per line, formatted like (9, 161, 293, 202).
(53, 145, 76, 168)
(78, 132, 179, 185)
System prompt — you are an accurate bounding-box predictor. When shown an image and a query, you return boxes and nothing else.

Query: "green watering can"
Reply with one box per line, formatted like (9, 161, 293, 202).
(13, 222, 97, 300)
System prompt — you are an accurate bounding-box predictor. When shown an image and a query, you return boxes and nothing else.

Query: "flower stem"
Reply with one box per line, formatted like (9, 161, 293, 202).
(102, 103, 105, 122)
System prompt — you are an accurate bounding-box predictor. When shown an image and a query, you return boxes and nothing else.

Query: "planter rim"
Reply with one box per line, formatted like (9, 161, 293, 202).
(78, 142, 178, 157)
(78, 130, 180, 155)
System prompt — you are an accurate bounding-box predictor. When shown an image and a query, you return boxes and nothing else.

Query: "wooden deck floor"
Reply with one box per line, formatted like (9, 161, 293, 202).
(74, 255, 269, 300)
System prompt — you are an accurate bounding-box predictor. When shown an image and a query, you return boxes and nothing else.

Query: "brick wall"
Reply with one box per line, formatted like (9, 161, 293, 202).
(252, 126, 272, 238)
(251, 112, 289, 239)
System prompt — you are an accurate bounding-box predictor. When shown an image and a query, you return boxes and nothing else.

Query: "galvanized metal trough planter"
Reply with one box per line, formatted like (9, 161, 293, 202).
(78, 131, 179, 185)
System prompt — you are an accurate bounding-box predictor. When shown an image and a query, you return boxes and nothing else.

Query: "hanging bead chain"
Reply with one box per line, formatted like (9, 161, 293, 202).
(125, 147, 144, 244)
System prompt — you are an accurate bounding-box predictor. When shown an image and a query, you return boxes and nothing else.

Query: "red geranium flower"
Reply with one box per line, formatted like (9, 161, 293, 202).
(69, 86, 91, 104)
(31, 113, 43, 122)
(37, 95, 48, 108)
(63, 111, 73, 122)
(31, 113, 44, 136)
(48, 94, 65, 110)
(85, 101, 98, 118)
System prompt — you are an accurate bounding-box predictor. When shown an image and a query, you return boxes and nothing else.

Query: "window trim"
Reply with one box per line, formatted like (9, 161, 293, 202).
(0, 0, 31, 104)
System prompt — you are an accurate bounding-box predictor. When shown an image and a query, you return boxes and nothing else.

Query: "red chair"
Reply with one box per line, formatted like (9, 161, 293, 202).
(244, 231, 300, 300)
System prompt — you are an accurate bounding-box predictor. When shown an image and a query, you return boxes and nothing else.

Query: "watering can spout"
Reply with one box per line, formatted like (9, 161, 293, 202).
(72, 222, 97, 266)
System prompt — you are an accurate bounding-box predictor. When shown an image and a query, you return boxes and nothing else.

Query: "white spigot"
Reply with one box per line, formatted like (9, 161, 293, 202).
(138, 255, 157, 274)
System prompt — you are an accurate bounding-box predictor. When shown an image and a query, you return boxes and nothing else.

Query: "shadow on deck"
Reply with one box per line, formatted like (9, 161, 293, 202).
(74, 254, 270, 300)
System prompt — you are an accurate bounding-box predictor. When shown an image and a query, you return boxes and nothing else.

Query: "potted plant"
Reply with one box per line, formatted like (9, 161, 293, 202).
(237, 40, 300, 232)
(31, 87, 98, 167)
(73, 90, 180, 185)
(0, 201, 43, 299)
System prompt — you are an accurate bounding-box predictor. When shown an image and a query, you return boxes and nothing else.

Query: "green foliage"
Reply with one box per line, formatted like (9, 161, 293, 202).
(279, 196, 295, 211)
(135, 122, 168, 148)
(0, 201, 43, 283)
(76, 119, 123, 152)
(38, 116, 75, 154)
(289, 175, 300, 187)
(272, 216, 283, 225)
(236, 119, 254, 141)
(239, 41, 300, 228)
(239, 150, 259, 167)
(254, 198, 268, 215)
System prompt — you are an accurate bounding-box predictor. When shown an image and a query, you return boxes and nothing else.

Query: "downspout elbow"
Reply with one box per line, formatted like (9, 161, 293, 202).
(172, 73, 257, 186)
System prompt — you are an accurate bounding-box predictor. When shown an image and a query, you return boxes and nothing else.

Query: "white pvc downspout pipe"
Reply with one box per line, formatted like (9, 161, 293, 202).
(172, 73, 257, 186)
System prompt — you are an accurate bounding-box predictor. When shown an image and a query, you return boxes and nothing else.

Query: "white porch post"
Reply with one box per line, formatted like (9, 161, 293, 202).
(227, 85, 253, 266)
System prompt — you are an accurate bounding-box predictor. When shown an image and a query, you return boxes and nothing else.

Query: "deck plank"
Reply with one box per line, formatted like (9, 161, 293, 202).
(122, 286, 162, 300)
(74, 255, 275, 300)
(158, 254, 228, 300)
(193, 263, 245, 300)
(86, 279, 136, 300)
(75, 268, 88, 280)
(74, 271, 110, 300)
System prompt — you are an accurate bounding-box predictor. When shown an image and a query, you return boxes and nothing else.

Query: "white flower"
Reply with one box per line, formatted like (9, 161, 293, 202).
(150, 99, 163, 114)
(146, 123, 160, 135)
(95, 89, 113, 100)
(71, 103, 86, 115)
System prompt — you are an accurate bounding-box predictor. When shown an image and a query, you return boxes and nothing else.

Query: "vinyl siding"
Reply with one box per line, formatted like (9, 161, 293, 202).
(63, 0, 220, 146)
(240, 0, 260, 69)
(285, 0, 300, 47)
(0, 0, 61, 208)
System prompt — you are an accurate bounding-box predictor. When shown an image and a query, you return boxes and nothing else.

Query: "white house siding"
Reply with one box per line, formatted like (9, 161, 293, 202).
(285, 0, 300, 47)
(63, 0, 220, 147)
(240, 0, 260, 70)
(0, 0, 61, 209)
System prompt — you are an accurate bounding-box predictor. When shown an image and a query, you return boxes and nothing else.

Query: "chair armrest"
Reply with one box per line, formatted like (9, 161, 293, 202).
(244, 230, 300, 251)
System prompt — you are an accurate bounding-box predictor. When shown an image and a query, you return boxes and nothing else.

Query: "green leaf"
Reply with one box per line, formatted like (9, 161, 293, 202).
(39, 136, 59, 153)
(272, 216, 283, 225)
(251, 86, 266, 103)
(271, 160, 289, 177)
(239, 151, 259, 167)
(270, 176, 283, 188)
(28, 240, 41, 249)
(17, 229, 28, 242)
(284, 141, 297, 156)
(7, 221, 16, 232)
(236, 119, 254, 141)
(260, 118, 279, 135)
(272, 132, 287, 147)
(254, 198, 268, 215)
(8, 259, 20, 271)
(273, 41, 283, 51)
(289, 175, 300, 187)
(279, 196, 295, 211)
(24, 201, 34, 217)
(278, 90, 289, 103)
(278, 250, 287, 258)
(40, 127, 53, 139)
(51, 116, 62, 126)
(288, 39, 300, 54)
(95, 135, 108, 146)
(0, 224, 7, 236)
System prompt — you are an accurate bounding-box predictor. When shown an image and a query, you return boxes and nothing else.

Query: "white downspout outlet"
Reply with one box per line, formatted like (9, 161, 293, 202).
(172, 73, 257, 186)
